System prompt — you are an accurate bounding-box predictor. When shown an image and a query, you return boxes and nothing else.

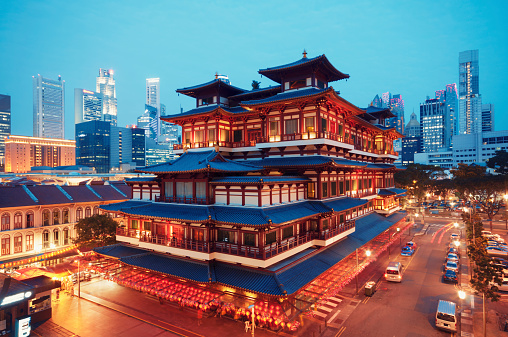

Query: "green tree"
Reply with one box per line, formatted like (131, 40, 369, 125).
(74, 214, 118, 249)
(394, 163, 443, 202)
(487, 150, 508, 175)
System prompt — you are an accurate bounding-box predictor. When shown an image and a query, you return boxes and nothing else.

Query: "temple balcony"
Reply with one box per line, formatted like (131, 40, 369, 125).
(154, 196, 207, 205)
(115, 220, 355, 268)
(374, 204, 401, 215)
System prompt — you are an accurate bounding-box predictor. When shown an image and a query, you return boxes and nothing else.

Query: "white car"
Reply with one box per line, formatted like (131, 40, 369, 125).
(445, 261, 459, 272)
(490, 277, 508, 292)
(445, 253, 460, 264)
(487, 247, 508, 257)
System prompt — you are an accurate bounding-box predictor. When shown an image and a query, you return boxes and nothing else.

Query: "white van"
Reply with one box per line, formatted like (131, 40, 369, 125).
(436, 300, 457, 332)
(385, 261, 403, 282)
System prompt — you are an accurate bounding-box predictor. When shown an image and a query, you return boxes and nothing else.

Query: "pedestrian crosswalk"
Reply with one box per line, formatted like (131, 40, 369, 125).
(313, 296, 343, 321)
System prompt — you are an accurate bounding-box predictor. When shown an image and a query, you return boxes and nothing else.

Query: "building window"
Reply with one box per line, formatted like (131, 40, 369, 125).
(63, 209, 69, 223)
(131, 220, 138, 229)
(220, 129, 230, 142)
(310, 220, 318, 232)
(53, 229, 59, 246)
(218, 230, 235, 243)
(339, 181, 344, 194)
(14, 213, 22, 229)
(14, 234, 22, 253)
(195, 130, 204, 143)
(76, 208, 83, 221)
(53, 210, 60, 225)
(1, 236, 10, 255)
(93, 206, 99, 215)
(282, 226, 293, 239)
(269, 119, 279, 136)
(1, 214, 10, 231)
(143, 221, 151, 231)
(307, 182, 315, 198)
(42, 231, 50, 248)
(321, 118, 327, 132)
(339, 214, 345, 224)
(285, 119, 298, 134)
(331, 182, 337, 196)
(63, 228, 69, 245)
(346, 180, 350, 192)
(26, 212, 34, 228)
(233, 130, 243, 142)
(244, 233, 255, 246)
(322, 219, 329, 231)
(265, 231, 276, 245)
(26, 233, 34, 251)
(208, 128, 216, 142)
(42, 210, 51, 226)
(85, 207, 91, 218)
(184, 131, 191, 144)
(322, 182, 328, 198)
(304, 117, 314, 132)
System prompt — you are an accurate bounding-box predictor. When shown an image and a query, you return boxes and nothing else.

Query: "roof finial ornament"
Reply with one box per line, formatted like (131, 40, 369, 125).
(215, 72, 219, 79)
(303, 49, 307, 59)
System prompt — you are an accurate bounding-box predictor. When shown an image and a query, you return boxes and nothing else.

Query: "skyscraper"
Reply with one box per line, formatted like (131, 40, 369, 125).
(371, 92, 404, 134)
(137, 104, 158, 140)
(459, 50, 481, 134)
(481, 104, 494, 132)
(33, 74, 65, 139)
(146, 78, 161, 138)
(96, 69, 117, 126)
(74, 88, 103, 124)
(404, 112, 420, 138)
(0, 94, 11, 169)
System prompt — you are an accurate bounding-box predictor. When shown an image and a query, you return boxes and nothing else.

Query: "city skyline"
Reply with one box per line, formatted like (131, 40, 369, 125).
(0, 1, 507, 140)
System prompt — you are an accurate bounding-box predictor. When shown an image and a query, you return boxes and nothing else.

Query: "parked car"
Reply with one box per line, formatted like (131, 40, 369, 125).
(490, 277, 508, 292)
(406, 241, 417, 250)
(445, 261, 459, 272)
(445, 253, 460, 264)
(447, 247, 460, 256)
(401, 246, 415, 256)
(487, 247, 508, 257)
(443, 270, 458, 283)
(482, 230, 492, 236)
(450, 233, 460, 241)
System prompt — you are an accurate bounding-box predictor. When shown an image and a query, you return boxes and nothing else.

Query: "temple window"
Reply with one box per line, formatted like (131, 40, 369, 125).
(131, 220, 138, 229)
(233, 130, 243, 142)
(339, 181, 344, 195)
(322, 219, 329, 231)
(196, 182, 206, 199)
(322, 182, 328, 198)
(282, 226, 293, 239)
(345, 181, 350, 192)
(285, 119, 298, 135)
(201, 97, 214, 105)
(220, 128, 230, 142)
(244, 233, 255, 246)
(195, 130, 204, 143)
(218, 230, 235, 243)
(265, 231, 276, 245)
(317, 79, 326, 89)
(331, 182, 337, 196)
(208, 129, 215, 142)
(269, 119, 279, 136)
(304, 117, 314, 132)
(307, 182, 315, 198)
(184, 131, 191, 144)
(321, 118, 327, 132)
(288, 79, 306, 90)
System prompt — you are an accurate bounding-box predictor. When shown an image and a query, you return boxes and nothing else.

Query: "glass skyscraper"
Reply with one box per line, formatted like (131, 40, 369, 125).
(0, 94, 11, 169)
(33, 74, 65, 139)
(96, 69, 117, 126)
(74, 88, 103, 124)
(459, 50, 482, 134)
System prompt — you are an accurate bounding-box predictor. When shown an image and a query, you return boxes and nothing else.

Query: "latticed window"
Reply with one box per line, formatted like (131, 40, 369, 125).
(14, 235, 22, 253)
(76, 208, 83, 221)
(218, 230, 235, 243)
(85, 207, 91, 218)
(42, 210, 50, 226)
(53, 210, 60, 225)
(14, 213, 22, 229)
(1, 214, 10, 231)
(265, 231, 276, 245)
(26, 212, 34, 228)
(26, 233, 34, 251)
(63, 228, 69, 245)
(1, 236, 10, 255)
(62, 209, 69, 223)
(42, 231, 50, 248)
(53, 230, 59, 246)
(93, 206, 99, 215)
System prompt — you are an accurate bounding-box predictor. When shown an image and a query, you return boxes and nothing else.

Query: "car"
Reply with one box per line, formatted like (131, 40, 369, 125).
(486, 247, 508, 257)
(443, 270, 458, 283)
(450, 233, 460, 241)
(490, 277, 508, 292)
(445, 261, 459, 272)
(487, 245, 508, 252)
(445, 253, 460, 264)
(401, 246, 415, 256)
(447, 247, 460, 256)
(406, 241, 417, 249)
(482, 230, 492, 236)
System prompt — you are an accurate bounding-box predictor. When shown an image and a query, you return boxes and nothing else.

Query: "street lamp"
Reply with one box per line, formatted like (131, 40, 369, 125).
(366, 250, 371, 257)
(458, 290, 466, 317)
(74, 258, 81, 298)
(248, 304, 255, 336)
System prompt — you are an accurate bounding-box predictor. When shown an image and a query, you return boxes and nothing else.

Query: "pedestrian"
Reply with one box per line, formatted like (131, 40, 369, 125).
(197, 307, 203, 326)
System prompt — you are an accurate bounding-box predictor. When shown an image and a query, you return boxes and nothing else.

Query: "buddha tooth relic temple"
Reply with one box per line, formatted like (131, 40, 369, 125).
(94, 52, 407, 332)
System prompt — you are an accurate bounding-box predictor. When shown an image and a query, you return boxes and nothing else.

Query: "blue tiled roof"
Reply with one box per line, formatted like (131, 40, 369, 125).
(246, 156, 366, 169)
(259, 55, 323, 72)
(137, 150, 261, 174)
(378, 188, 406, 196)
(94, 244, 149, 258)
(373, 124, 394, 131)
(385, 188, 407, 195)
(366, 163, 395, 169)
(100, 198, 368, 226)
(210, 176, 310, 184)
(241, 87, 329, 106)
(176, 79, 246, 96)
(165, 105, 249, 119)
(213, 263, 284, 296)
(228, 86, 281, 100)
(125, 177, 158, 183)
(121, 253, 211, 283)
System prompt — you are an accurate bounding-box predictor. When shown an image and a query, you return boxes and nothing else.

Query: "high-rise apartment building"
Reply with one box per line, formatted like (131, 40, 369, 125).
(0, 94, 11, 169)
(146, 78, 161, 139)
(74, 88, 103, 124)
(4, 135, 75, 173)
(96, 69, 117, 126)
(459, 50, 482, 134)
(33, 74, 65, 139)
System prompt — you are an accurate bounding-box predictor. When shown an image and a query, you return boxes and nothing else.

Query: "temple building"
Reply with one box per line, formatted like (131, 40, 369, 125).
(96, 53, 407, 331)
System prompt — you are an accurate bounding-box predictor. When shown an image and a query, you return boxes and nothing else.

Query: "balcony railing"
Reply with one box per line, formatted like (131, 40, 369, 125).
(155, 196, 207, 205)
(117, 220, 355, 260)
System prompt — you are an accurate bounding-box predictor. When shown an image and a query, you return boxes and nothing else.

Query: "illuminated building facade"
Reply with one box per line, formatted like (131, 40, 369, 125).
(459, 50, 482, 134)
(0, 94, 11, 169)
(96, 69, 117, 126)
(74, 88, 103, 124)
(4, 136, 75, 173)
(98, 54, 407, 324)
(33, 75, 65, 139)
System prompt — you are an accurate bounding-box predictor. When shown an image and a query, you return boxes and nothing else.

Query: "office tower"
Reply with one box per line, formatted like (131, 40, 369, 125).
(459, 50, 482, 134)
(76, 121, 145, 173)
(146, 78, 161, 139)
(74, 88, 103, 124)
(405, 112, 420, 138)
(137, 104, 158, 140)
(128, 126, 146, 167)
(481, 104, 494, 132)
(4, 135, 75, 173)
(0, 94, 11, 169)
(371, 92, 404, 134)
(96, 69, 117, 126)
(33, 74, 65, 139)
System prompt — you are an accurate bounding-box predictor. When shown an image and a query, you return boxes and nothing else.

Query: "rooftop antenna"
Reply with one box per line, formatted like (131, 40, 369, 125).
(303, 49, 307, 58)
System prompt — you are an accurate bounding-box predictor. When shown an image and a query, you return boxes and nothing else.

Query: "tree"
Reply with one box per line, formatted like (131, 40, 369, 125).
(251, 80, 261, 90)
(464, 214, 503, 336)
(451, 163, 506, 231)
(487, 150, 508, 175)
(74, 214, 118, 249)
(394, 163, 444, 202)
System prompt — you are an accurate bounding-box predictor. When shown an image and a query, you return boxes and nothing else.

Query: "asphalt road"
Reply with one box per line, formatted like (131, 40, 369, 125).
(337, 217, 463, 337)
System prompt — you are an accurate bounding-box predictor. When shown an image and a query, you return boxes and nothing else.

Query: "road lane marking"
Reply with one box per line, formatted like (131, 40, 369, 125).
(402, 249, 417, 273)
(335, 326, 346, 337)
(438, 223, 455, 244)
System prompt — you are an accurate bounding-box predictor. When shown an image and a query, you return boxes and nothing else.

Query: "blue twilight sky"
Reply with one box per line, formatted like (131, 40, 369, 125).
(0, 0, 507, 140)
